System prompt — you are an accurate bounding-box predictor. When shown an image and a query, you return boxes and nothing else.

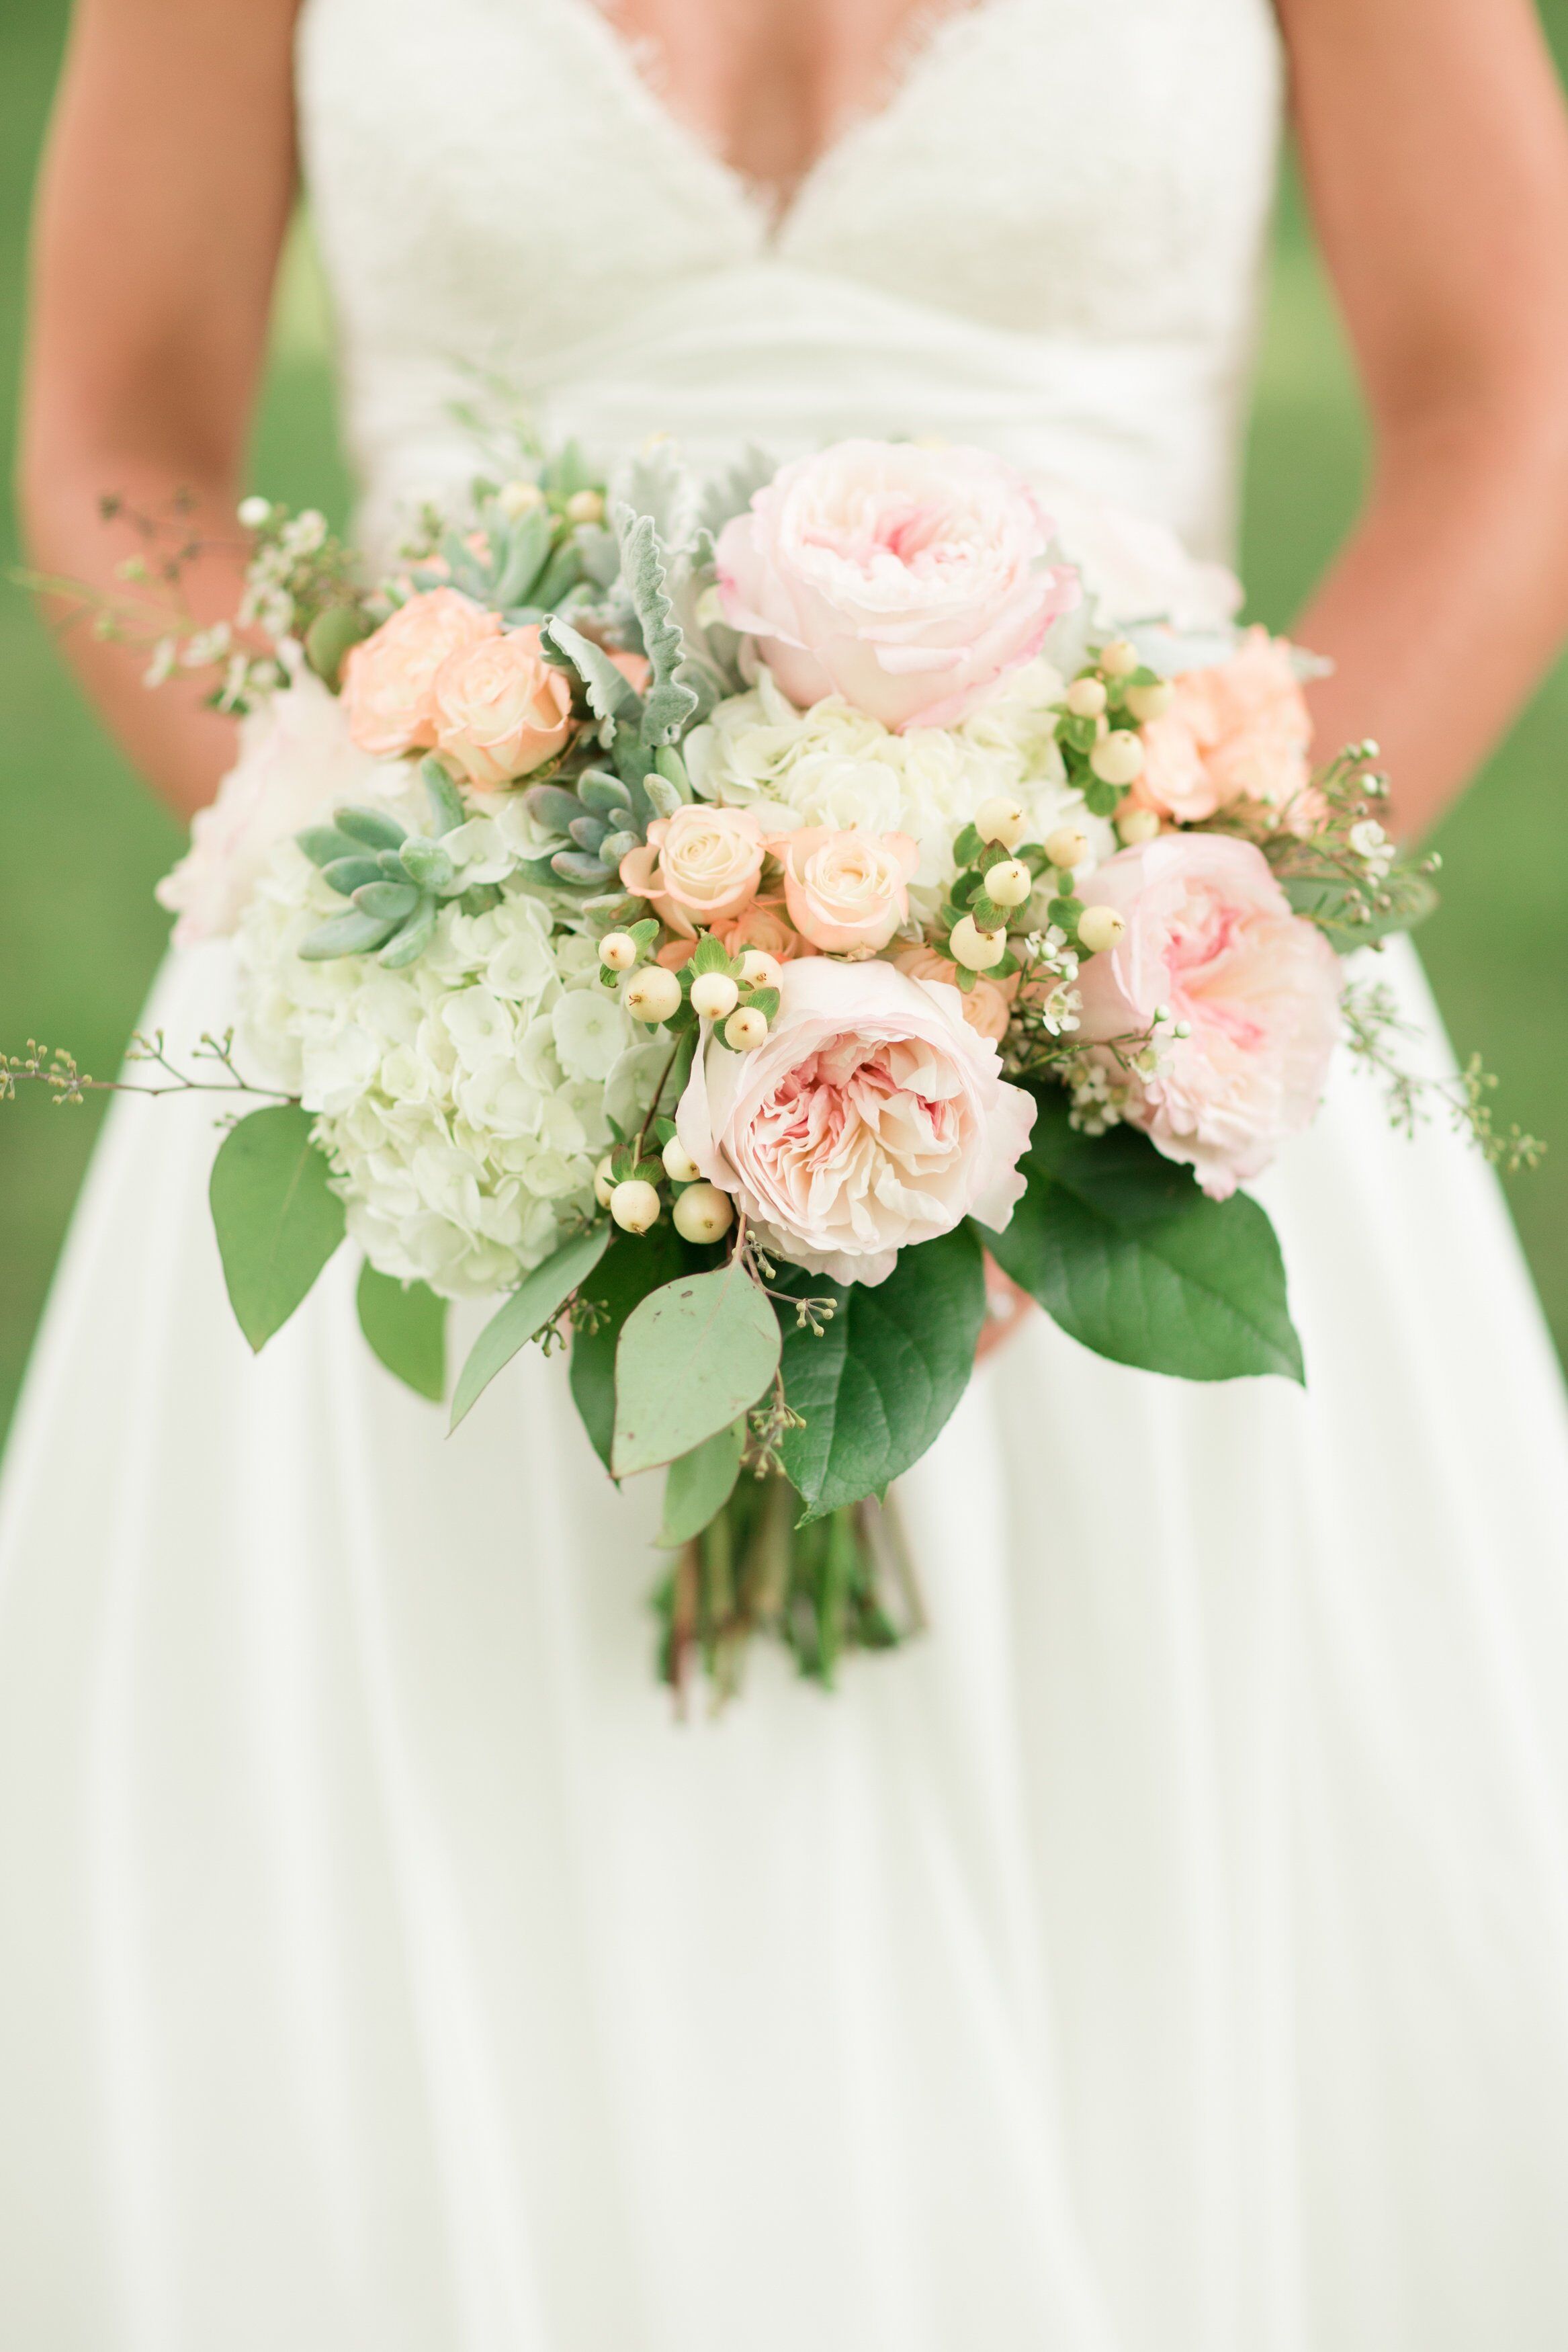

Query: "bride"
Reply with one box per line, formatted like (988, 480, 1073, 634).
(8, 0, 1568, 2343)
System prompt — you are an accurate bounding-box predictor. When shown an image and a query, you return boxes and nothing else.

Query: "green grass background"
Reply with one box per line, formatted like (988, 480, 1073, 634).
(3, 3, 1567, 1441)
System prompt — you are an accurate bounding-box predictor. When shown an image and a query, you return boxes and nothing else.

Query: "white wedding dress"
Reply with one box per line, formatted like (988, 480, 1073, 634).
(7, 1, 1568, 2345)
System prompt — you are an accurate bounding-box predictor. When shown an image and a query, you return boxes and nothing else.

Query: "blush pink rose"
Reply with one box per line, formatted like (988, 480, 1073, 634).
(715, 439, 1080, 732)
(619, 804, 767, 937)
(892, 945, 1017, 1042)
(1074, 834, 1342, 1198)
(340, 588, 497, 758)
(1134, 628, 1313, 825)
(430, 623, 576, 789)
(773, 826, 920, 954)
(656, 901, 805, 970)
(676, 955, 1037, 1285)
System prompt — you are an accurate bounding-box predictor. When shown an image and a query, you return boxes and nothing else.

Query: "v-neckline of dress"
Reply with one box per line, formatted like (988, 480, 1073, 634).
(557, 0, 1001, 248)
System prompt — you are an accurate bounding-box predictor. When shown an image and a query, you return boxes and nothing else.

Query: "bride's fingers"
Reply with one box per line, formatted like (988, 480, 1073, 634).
(975, 1256, 1033, 1363)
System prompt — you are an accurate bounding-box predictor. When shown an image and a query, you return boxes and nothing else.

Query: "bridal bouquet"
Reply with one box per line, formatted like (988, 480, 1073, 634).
(15, 434, 1499, 1693)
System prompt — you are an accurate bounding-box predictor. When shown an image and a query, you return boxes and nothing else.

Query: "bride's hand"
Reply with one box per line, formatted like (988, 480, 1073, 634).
(976, 1254, 1033, 1366)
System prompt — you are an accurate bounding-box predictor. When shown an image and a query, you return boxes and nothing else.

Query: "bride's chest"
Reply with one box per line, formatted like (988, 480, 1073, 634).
(298, 0, 1282, 352)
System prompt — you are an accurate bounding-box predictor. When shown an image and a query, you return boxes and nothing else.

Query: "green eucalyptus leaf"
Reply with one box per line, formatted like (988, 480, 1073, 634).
(570, 1224, 697, 1468)
(611, 1265, 781, 1478)
(449, 1224, 612, 1433)
(656, 1418, 746, 1548)
(776, 1225, 987, 1520)
(1282, 860, 1437, 952)
(304, 603, 372, 687)
(357, 1263, 447, 1402)
(984, 1087, 1304, 1383)
(209, 1103, 345, 1352)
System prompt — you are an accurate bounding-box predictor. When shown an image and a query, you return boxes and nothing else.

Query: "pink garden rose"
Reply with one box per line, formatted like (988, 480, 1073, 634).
(715, 439, 1080, 732)
(892, 944, 1017, 1043)
(340, 588, 496, 758)
(676, 956, 1037, 1285)
(1074, 834, 1342, 1198)
(431, 622, 576, 789)
(157, 664, 381, 945)
(620, 804, 767, 937)
(1134, 627, 1313, 825)
(773, 826, 920, 954)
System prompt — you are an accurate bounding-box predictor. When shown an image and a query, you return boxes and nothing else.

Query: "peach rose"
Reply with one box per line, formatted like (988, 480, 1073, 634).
(772, 826, 920, 954)
(1074, 834, 1342, 1198)
(893, 944, 1017, 1042)
(430, 623, 576, 790)
(1135, 628, 1312, 825)
(677, 955, 1037, 1286)
(656, 902, 805, 970)
(715, 439, 1080, 732)
(619, 804, 767, 937)
(340, 588, 497, 758)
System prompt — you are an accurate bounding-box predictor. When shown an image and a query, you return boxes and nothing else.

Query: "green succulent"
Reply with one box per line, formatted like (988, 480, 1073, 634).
(295, 760, 500, 966)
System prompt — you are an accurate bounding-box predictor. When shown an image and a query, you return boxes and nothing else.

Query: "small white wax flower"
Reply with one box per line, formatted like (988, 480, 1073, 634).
(1090, 731, 1145, 786)
(595, 1155, 616, 1208)
(1116, 806, 1162, 847)
(975, 796, 1027, 849)
(623, 967, 683, 1023)
(738, 949, 783, 991)
(1125, 678, 1175, 723)
(564, 489, 605, 525)
(949, 914, 1007, 970)
(237, 496, 273, 531)
(599, 932, 638, 971)
(691, 972, 740, 1021)
(724, 1007, 769, 1050)
(498, 479, 545, 519)
(673, 1182, 736, 1245)
(1065, 677, 1107, 718)
(1078, 905, 1127, 955)
(662, 1135, 703, 1185)
(1100, 640, 1139, 679)
(986, 858, 1033, 907)
(1043, 825, 1090, 870)
(611, 1179, 662, 1233)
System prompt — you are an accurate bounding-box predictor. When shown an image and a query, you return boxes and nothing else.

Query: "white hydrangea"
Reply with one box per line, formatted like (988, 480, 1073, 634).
(683, 659, 1110, 918)
(234, 823, 656, 1299)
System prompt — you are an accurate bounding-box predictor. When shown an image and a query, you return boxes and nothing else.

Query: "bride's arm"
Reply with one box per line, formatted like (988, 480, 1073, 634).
(17, 0, 301, 821)
(1278, 0, 1568, 837)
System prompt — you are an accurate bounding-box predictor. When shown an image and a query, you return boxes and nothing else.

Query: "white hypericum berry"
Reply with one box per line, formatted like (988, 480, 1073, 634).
(661, 1134, 703, 1185)
(1089, 730, 1145, 787)
(1042, 825, 1090, 871)
(497, 478, 546, 519)
(1099, 639, 1139, 679)
(610, 1179, 662, 1234)
(672, 1183, 735, 1245)
(724, 1007, 769, 1050)
(975, 795, 1027, 849)
(985, 857, 1033, 908)
(691, 972, 740, 1021)
(564, 489, 605, 525)
(949, 914, 1007, 970)
(237, 495, 273, 532)
(1077, 905, 1127, 955)
(1065, 676, 1108, 718)
(738, 949, 783, 990)
(1115, 806, 1162, 847)
(594, 1154, 616, 1208)
(599, 932, 638, 971)
(623, 966, 683, 1023)
(1124, 677, 1175, 723)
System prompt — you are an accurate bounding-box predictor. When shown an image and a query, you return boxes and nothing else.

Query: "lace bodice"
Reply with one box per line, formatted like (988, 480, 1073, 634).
(296, 0, 1282, 566)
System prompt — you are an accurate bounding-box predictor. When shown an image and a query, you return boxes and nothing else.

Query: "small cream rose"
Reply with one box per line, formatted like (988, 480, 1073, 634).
(430, 623, 576, 790)
(340, 588, 498, 758)
(619, 804, 767, 937)
(772, 827, 920, 954)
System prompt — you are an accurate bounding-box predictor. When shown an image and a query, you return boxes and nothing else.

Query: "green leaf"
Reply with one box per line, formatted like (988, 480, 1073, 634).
(357, 1263, 447, 1401)
(656, 1419, 746, 1548)
(570, 1224, 696, 1469)
(984, 1088, 1305, 1383)
(334, 805, 406, 851)
(776, 1225, 987, 1520)
(298, 909, 399, 960)
(209, 1104, 345, 1352)
(1282, 860, 1438, 952)
(304, 603, 371, 687)
(613, 506, 701, 747)
(421, 757, 468, 835)
(449, 1223, 611, 1432)
(297, 824, 367, 868)
(541, 616, 642, 728)
(611, 1266, 781, 1477)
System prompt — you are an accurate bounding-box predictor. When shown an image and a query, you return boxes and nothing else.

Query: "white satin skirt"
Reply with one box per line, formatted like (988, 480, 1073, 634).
(3, 935, 1568, 2352)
